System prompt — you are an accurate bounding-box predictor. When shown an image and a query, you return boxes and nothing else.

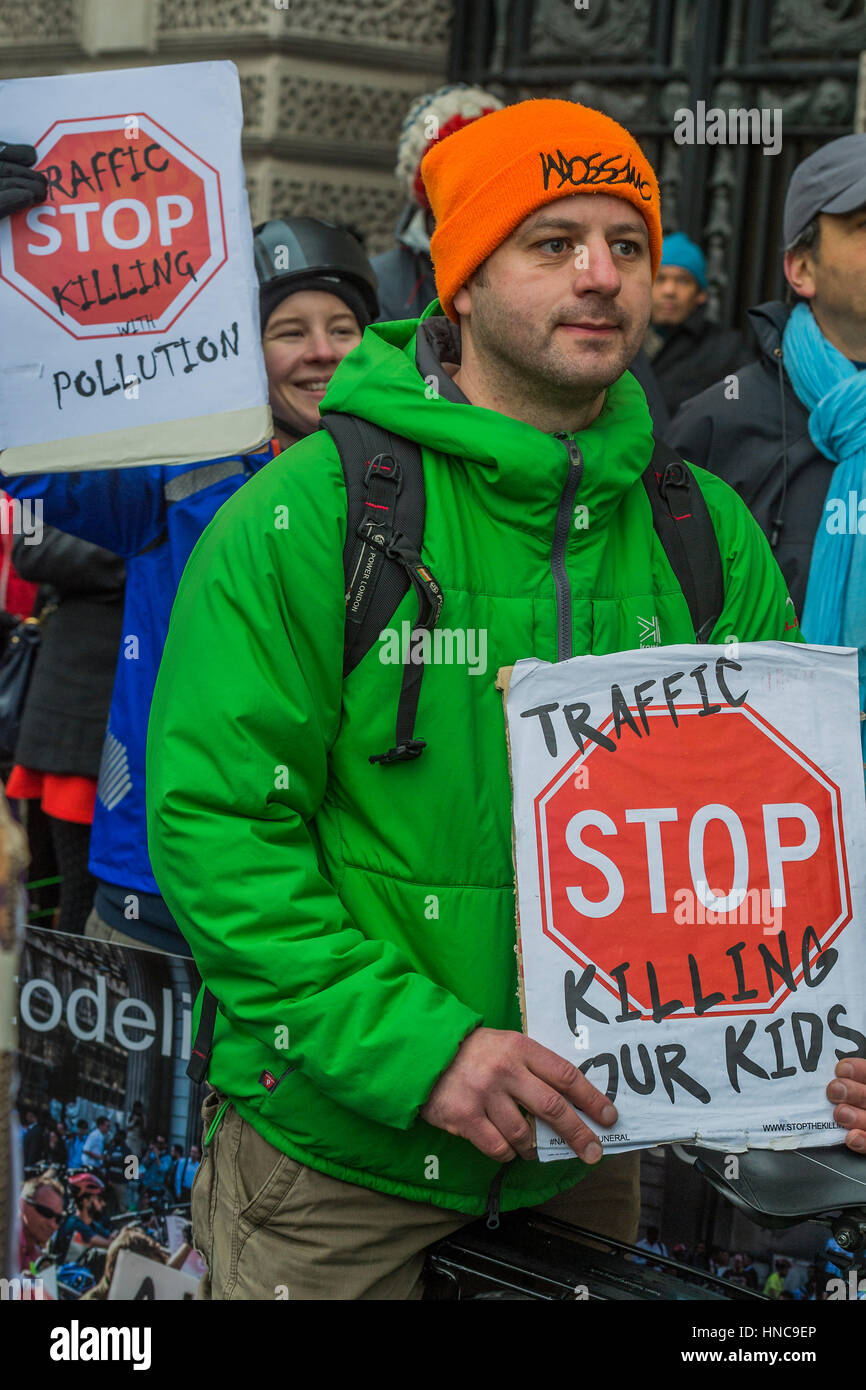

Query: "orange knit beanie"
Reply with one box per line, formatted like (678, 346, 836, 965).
(421, 99, 662, 323)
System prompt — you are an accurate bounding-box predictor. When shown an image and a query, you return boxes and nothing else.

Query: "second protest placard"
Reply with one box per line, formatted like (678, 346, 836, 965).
(503, 641, 866, 1159)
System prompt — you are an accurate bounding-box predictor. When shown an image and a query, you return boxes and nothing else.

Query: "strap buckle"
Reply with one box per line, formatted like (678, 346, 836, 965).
(365, 452, 402, 491)
(369, 739, 427, 765)
(660, 460, 687, 495)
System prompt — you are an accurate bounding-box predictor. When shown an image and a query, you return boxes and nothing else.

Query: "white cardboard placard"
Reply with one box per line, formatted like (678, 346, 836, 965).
(0, 61, 270, 472)
(505, 641, 866, 1158)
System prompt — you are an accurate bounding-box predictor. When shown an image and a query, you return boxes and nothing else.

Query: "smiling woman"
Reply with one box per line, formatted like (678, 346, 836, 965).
(262, 291, 364, 445)
(253, 217, 379, 452)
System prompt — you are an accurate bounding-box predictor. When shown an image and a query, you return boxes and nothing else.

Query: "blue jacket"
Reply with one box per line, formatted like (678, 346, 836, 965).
(2, 448, 276, 921)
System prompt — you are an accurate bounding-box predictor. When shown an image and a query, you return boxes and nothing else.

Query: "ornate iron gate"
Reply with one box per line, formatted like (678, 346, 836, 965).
(450, 0, 866, 328)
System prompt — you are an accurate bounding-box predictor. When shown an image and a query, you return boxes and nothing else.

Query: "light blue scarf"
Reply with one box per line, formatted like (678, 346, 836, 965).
(782, 303, 866, 769)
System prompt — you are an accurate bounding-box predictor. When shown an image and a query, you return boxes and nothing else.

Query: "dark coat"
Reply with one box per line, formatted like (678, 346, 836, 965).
(11, 527, 125, 777)
(646, 304, 754, 418)
(666, 300, 835, 618)
(370, 207, 437, 323)
(629, 349, 670, 433)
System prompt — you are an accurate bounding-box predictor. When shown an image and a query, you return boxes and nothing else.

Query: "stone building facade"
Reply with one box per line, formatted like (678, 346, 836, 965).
(0, 0, 455, 254)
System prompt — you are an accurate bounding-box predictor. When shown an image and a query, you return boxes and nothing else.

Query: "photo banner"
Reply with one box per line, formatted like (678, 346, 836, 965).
(0, 61, 271, 473)
(502, 641, 866, 1159)
(16, 925, 203, 1144)
(13, 926, 207, 1299)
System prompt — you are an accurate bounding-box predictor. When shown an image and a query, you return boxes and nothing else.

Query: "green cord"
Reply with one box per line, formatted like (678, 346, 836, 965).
(204, 1099, 230, 1147)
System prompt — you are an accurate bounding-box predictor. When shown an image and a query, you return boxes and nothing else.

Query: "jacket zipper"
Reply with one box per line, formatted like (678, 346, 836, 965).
(550, 437, 585, 662)
(484, 1159, 514, 1230)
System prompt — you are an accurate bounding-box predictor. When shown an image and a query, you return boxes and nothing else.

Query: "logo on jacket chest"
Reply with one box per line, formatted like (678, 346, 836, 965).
(638, 614, 661, 647)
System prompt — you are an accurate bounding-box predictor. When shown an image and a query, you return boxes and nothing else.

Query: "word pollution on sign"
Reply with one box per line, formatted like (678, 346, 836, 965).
(0, 62, 270, 473)
(501, 642, 866, 1158)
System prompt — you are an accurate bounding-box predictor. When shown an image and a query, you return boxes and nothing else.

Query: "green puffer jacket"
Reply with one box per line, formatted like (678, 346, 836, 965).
(146, 302, 801, 1217)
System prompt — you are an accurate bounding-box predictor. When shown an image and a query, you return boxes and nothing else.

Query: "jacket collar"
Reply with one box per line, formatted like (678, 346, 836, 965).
(747, 300, 791, 363)
(414, 317, 467, 405)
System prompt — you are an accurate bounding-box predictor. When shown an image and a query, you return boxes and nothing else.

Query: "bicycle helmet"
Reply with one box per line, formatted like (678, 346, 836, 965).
(69, 1173, 104, 1196)
(254, 217, 379, 332)
(57, 1264, 97, 1296)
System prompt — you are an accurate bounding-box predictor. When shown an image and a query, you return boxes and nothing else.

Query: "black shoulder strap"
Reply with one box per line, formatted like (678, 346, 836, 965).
(642, 438, 724, 643)
(187, 986, 218, 1085)
(321, 412, 426, 677)
(320, 411, 443, 763)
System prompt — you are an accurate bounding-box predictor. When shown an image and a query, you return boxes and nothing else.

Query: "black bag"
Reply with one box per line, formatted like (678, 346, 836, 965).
(0, 604, 55, 761)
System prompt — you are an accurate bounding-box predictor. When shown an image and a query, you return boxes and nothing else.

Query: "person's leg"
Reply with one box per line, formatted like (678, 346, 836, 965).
(19, 798, 59, 922)
(191, 1092, 473, 1301)
(48, 815, 96, 935)
(533, 1151, 641, 1244)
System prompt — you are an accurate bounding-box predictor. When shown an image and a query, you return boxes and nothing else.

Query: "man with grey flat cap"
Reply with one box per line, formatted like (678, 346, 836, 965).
(669, 135, 866, 753)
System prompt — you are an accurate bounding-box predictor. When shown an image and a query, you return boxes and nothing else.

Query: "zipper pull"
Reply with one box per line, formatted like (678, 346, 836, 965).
(565, 439, 584, 480)
(484, 1161, 512, 1230)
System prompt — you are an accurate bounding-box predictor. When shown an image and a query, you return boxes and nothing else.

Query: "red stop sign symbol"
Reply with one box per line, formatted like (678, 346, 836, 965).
(0, 115, 226, 339)
(535, 704, 851, 1019)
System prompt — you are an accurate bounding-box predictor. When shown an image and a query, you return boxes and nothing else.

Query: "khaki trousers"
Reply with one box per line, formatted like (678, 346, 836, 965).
(191, 1090, 641, 1301)
(84, 906, 158, 952)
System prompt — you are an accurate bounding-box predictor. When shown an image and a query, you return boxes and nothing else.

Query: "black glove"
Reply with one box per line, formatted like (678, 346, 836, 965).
(0, 141, 48, 218)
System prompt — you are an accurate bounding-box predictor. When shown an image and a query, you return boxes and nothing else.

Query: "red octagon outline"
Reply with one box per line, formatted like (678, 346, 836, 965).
(534, 703, 852, 1019)
(0, 112, 228, 340)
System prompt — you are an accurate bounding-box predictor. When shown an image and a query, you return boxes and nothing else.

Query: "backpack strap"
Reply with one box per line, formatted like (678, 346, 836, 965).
(321, 411, 443, 764)
(187, 986, 218, 1084)
(642, 438, 724, 643)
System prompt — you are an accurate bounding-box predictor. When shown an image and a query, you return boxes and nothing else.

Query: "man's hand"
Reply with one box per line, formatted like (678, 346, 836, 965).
(827, 1058, 866, 1153)
(419, 1026, 617, 1164)
(0, 142, 48, 218)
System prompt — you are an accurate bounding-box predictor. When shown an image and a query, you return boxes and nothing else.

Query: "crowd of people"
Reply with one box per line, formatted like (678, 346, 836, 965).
(17, 1103, 198, 1295)
(632, 1223, 859, 1300)
(3, 80, 865, 1300)
(19, 1105, 200, 1218)
(17, 1163, 193, 1298)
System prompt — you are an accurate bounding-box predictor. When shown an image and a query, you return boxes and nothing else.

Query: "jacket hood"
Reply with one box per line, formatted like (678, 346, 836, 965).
(319, 299, 657, 516)
(747, 300, 790, 362)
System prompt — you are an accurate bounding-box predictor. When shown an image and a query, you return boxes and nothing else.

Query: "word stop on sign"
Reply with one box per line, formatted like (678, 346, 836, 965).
(535, 703, 848, 1015)
(564, 801, 819, 917)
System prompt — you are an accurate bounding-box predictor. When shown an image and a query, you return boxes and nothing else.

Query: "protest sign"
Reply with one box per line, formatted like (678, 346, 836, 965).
(0, 61, 270, 473)
(107, 1249, 198, 1300)
(503, 641, 866, 1159)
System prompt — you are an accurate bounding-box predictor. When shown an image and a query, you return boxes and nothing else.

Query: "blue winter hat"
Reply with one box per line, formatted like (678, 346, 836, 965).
(660, 232, 707, 290)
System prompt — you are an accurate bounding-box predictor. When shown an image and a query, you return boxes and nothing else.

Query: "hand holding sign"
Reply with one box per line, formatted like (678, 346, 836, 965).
(828, 1056, 866, 1153)
(419, 1025, 618, 1162)
(0, 142, 47, 217)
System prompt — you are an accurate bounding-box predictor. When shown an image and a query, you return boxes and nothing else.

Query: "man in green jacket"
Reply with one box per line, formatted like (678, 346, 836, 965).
(146, 100, 802, 1300)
